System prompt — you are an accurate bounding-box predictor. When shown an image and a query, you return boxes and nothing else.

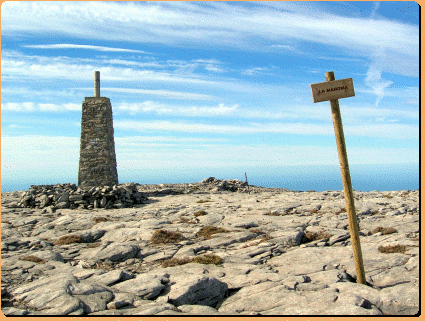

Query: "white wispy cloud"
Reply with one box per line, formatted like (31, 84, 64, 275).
(1, 87, 80, 98)
(204, 65, 227, 73)
(102, 88, 217, 101)
(23, 44, 149, 54)
(1, 52, 304, 99)
(1, 102, 35, 111)
(7, 125, 30, 129)
(1, 52, 222, 87)
(114, 119, 418, 140)
(241, 67, 275, 76)
(116, 136, 229, 145)
(2, 1, 417, 107)
(115, 102, 239, 117)
(269, 44, 298, 51)
(1, 102, 80, 112)
(2, 2, 417, 71)
(365, 52, 394, 106)
(370, 2, 381, 19)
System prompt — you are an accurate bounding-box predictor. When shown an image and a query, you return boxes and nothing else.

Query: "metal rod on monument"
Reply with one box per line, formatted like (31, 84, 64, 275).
(310, 71, 366, 285)
(94, 71, 100, 97)
(245, 172, 250, 194)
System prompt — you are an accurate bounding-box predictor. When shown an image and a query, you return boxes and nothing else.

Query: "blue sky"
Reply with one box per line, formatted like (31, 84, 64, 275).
(1, 1, 420, 190)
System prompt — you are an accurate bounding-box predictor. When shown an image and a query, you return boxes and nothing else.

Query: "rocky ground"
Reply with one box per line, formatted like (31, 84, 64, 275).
(1, 178, 420, 315)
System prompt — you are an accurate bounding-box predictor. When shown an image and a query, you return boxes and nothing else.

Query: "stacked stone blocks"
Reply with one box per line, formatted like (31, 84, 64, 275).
(78, 96, 118, 187)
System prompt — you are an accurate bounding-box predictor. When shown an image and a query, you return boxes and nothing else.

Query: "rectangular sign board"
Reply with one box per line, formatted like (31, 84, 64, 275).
(310, 78, 355, 103)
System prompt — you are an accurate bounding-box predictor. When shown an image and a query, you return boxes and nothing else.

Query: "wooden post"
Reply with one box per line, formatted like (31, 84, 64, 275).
(325, 71, 366, 284)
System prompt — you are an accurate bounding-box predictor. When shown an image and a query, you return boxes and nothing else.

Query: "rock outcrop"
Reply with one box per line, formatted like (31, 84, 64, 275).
(1, 180, 419, 315)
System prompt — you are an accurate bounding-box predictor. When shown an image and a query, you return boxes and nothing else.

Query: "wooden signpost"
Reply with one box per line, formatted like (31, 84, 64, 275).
(310, 77, 355, 103)
(310, 71, 366, 285)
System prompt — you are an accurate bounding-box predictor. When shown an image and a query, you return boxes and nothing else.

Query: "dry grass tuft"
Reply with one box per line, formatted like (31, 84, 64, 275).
(371, 226, 397, 235)
(250, 228, 265, 234)
(378, 245, 406, 254)
(93, 261, 113, 270)
(194, 210, 207, 217)
(161, 257, 192, 268)
(86, 242, 102, 248)
(260, 234, 272, 243)
(196, 199, 212, 204)
(335, 208, 347, 215)
(266, 211, 280, 216)
(54, 235, 83, 245)
(304, 230, 333, 242)
(161, 254, 223, 267)
(196, 225, 229, 240)
(178, 217, 196, 224)
(191, 254, 223, 265)
(150, 230, 184, 244)
(19, 255, 47, 264)
(93, 217, 110, 223)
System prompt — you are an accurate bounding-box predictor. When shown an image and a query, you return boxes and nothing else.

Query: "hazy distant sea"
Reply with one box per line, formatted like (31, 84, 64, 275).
(1, 164, 419, 193)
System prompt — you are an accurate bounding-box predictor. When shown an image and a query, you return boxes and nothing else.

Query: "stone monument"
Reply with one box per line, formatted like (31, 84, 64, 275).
(78, 71, 119, 187)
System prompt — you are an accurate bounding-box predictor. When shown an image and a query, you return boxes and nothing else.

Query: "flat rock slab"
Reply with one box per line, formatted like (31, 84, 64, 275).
(75, 242, 140, 262)
(1, 185, 419, 315)
(111, 272, 170, 300)
(167, 275, 228, 307)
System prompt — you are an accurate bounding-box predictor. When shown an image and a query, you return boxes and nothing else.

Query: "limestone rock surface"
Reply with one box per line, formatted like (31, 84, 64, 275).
(1, 181, 419, 316)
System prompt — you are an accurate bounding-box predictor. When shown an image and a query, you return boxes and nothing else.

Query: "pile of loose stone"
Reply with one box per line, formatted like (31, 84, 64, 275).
(199, 177, 249, 192)
(1, 179, 419, 315)
(136, 177, 288, 196)
(16, 183, 148, 210)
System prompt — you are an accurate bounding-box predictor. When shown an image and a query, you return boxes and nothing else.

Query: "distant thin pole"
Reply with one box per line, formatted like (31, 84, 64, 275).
(245, 172, 250, 194)
(326, 71, 366, 285)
